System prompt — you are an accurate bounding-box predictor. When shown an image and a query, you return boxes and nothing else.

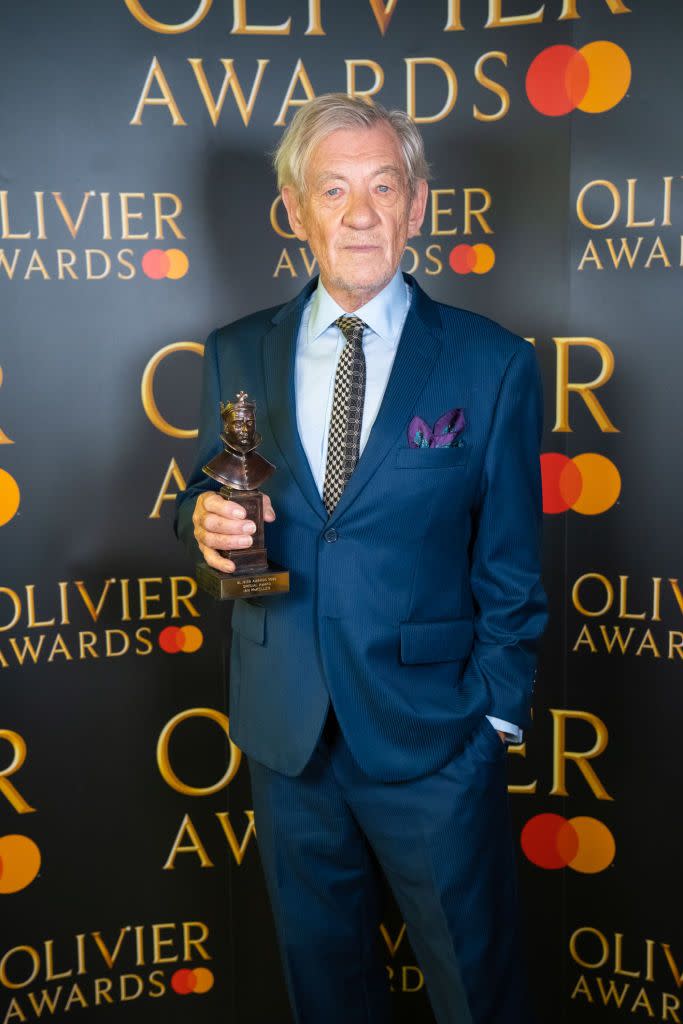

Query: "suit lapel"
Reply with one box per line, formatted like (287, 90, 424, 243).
(327, 274, 443, 524)
(262, 278, 327, 523)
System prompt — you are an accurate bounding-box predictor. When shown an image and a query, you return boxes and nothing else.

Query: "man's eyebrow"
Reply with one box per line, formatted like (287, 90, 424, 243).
(372, 164, 403, 179)
(312, 165, 405, 188)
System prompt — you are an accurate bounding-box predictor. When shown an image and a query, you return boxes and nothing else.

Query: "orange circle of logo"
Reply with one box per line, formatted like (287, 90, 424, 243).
(526, 41, 631, 116)
(166, 249, 190, 279)
(0, 835, 41, 894)
(541, 452, 620, 515)
(0, 469, 21, 528)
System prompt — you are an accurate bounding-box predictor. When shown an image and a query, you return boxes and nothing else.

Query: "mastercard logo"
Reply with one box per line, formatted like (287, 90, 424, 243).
(141, 248, 189, 280)
(526, 42, 631, 117)
(521, 813, 615, 874)
(158, 625, 203, 654)
(0, 468, 20, 528)
(449, 243, 495, 275)
(0, 835, 41, 894)
(541, 452, 621, 515)
(171, 967, 214, 995)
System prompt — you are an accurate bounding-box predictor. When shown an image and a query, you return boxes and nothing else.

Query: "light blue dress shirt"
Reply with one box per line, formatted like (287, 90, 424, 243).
(294, 268, 521, 744)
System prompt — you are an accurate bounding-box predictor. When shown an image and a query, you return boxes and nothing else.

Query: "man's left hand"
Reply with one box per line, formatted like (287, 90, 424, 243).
(497, 730, 507, 744)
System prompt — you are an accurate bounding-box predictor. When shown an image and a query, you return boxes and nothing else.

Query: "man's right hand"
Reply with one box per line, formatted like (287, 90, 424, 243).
(193, 491, 276, 573)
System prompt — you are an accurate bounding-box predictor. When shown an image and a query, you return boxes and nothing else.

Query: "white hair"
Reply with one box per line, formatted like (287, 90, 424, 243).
(273, 92, 430, 198)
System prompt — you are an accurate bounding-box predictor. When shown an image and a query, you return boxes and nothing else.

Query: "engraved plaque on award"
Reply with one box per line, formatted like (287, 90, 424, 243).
(195, 391, 290, 600)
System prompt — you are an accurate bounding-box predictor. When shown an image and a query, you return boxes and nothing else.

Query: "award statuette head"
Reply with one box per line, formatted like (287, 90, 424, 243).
(196, 391, 290, 600)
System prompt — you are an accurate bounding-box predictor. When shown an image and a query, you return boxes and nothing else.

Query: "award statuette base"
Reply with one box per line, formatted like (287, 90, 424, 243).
(195, 484, 290, 600)
(196, 560, 290, 600)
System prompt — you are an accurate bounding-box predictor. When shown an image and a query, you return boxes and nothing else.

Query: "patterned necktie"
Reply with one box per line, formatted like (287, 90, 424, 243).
(322, 315, 367, 515)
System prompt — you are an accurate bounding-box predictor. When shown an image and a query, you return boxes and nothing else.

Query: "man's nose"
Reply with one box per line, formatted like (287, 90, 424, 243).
(342, 191, 378, 228)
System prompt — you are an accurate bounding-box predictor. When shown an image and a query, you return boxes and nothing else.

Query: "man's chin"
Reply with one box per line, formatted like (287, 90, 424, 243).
(327, 267, 394, 300)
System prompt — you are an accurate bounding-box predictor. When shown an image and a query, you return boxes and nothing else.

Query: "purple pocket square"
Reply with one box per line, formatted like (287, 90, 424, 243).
(408, 408, 465, 448)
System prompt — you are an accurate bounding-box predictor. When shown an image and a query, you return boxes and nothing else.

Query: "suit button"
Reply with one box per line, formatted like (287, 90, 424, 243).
(323, 528, 338, 543)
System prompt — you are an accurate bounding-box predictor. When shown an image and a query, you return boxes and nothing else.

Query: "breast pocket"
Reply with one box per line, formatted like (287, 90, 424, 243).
(393, 445, 469, 470)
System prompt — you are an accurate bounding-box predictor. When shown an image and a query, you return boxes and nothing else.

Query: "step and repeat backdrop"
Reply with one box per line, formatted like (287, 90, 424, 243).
(2, 2, 681, 1022)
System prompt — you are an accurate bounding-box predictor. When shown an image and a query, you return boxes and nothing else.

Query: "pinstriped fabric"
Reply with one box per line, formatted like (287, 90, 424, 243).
(175, 273, 549, 782)
(322, 316, 367, 515)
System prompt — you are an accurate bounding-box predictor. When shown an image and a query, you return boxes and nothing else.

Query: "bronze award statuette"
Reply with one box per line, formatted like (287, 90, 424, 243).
(196, 391, 290, 600)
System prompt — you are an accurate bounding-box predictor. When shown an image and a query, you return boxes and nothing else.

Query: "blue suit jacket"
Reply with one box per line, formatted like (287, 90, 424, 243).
(175, 273, 549, 782)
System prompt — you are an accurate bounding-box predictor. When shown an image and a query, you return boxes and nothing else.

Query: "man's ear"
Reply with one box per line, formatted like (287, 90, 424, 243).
(281, 186, 309, 242)
(407, 179, 429, 239)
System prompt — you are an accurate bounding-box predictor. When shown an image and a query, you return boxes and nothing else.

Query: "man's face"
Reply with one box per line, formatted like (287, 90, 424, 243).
(281, 123, 428, 310)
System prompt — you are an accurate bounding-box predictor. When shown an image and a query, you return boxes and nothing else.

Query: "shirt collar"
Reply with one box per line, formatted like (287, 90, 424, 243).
(306, 268, 408, 349)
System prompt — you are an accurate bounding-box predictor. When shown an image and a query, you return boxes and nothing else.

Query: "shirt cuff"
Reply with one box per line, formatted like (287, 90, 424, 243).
(486, 715, 523, 744)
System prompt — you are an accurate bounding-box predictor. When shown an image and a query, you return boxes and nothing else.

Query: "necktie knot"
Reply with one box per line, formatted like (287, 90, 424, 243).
(335, 315, 366, 346)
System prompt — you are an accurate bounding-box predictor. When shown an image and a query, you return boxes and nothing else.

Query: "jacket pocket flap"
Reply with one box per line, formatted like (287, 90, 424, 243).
(400, 618, 473, 664)
(231, 600, 265, 645)
(394, 446, 468, 469)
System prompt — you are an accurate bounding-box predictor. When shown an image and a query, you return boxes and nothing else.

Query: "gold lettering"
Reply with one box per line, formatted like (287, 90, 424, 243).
(270, 197, 296, 239)
(486, 0, 545, 28)
(92, 930, 128, 970)
(74, 578, 115, 623)
(139, 578, 165, 620)
(216, 810, 257, 864)
(406, 58, 457, 124)
(464, 188, 493, 234)
(572, 572, 613, 616)
(346, 60, 385, 104)
(151, 924, 178, 964)
(551, 709, 612, 800)
(141, 342, 204, 438)
(273, 247, 297, 277)
(170, 577, 200, 618)
(182, 921, 212, 962)
(605, 237, 643, 268)
(0, 730, 35, 814)
(153, 193, 184, 240)
(444, 0, 464, 29)
(44, 941, 72, 982)
(577, 239, 604, 271)
(473, 52, 509, 122)
(553, 338, 618, 433)
(368, 0, 399, 35)
(576, 180, 620, 230)
(163, 814, 214, 869)
(626, 178, 655, 228)
(157, 708, 242, 796)
(124, 0, 212, 33)
(431, 189, 457, 236)
(232, 0, 291, 34)
(149, 459, 187, 519)
(25, 585, 55, 628)
(274, 60, 315, 127)
(0, 587, 21, 631)
(188, 58, 269, 126)
(559, 0, 631, 19)
(0, 192, 30, 239)
(614, 933, 640, 978)
(569, 927, 609, 970)
(130, 57, 187, 126)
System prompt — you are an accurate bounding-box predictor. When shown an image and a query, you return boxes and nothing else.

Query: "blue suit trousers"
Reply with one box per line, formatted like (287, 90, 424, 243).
(247, 709, 536, 1024)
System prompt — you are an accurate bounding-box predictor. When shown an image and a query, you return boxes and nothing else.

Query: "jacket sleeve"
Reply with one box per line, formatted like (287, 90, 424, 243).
(463, 339, 549, 730)
(173, 327, 223, 562)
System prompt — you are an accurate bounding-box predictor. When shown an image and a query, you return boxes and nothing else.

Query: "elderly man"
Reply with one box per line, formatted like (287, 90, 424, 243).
(175, 93, 548, 1024)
